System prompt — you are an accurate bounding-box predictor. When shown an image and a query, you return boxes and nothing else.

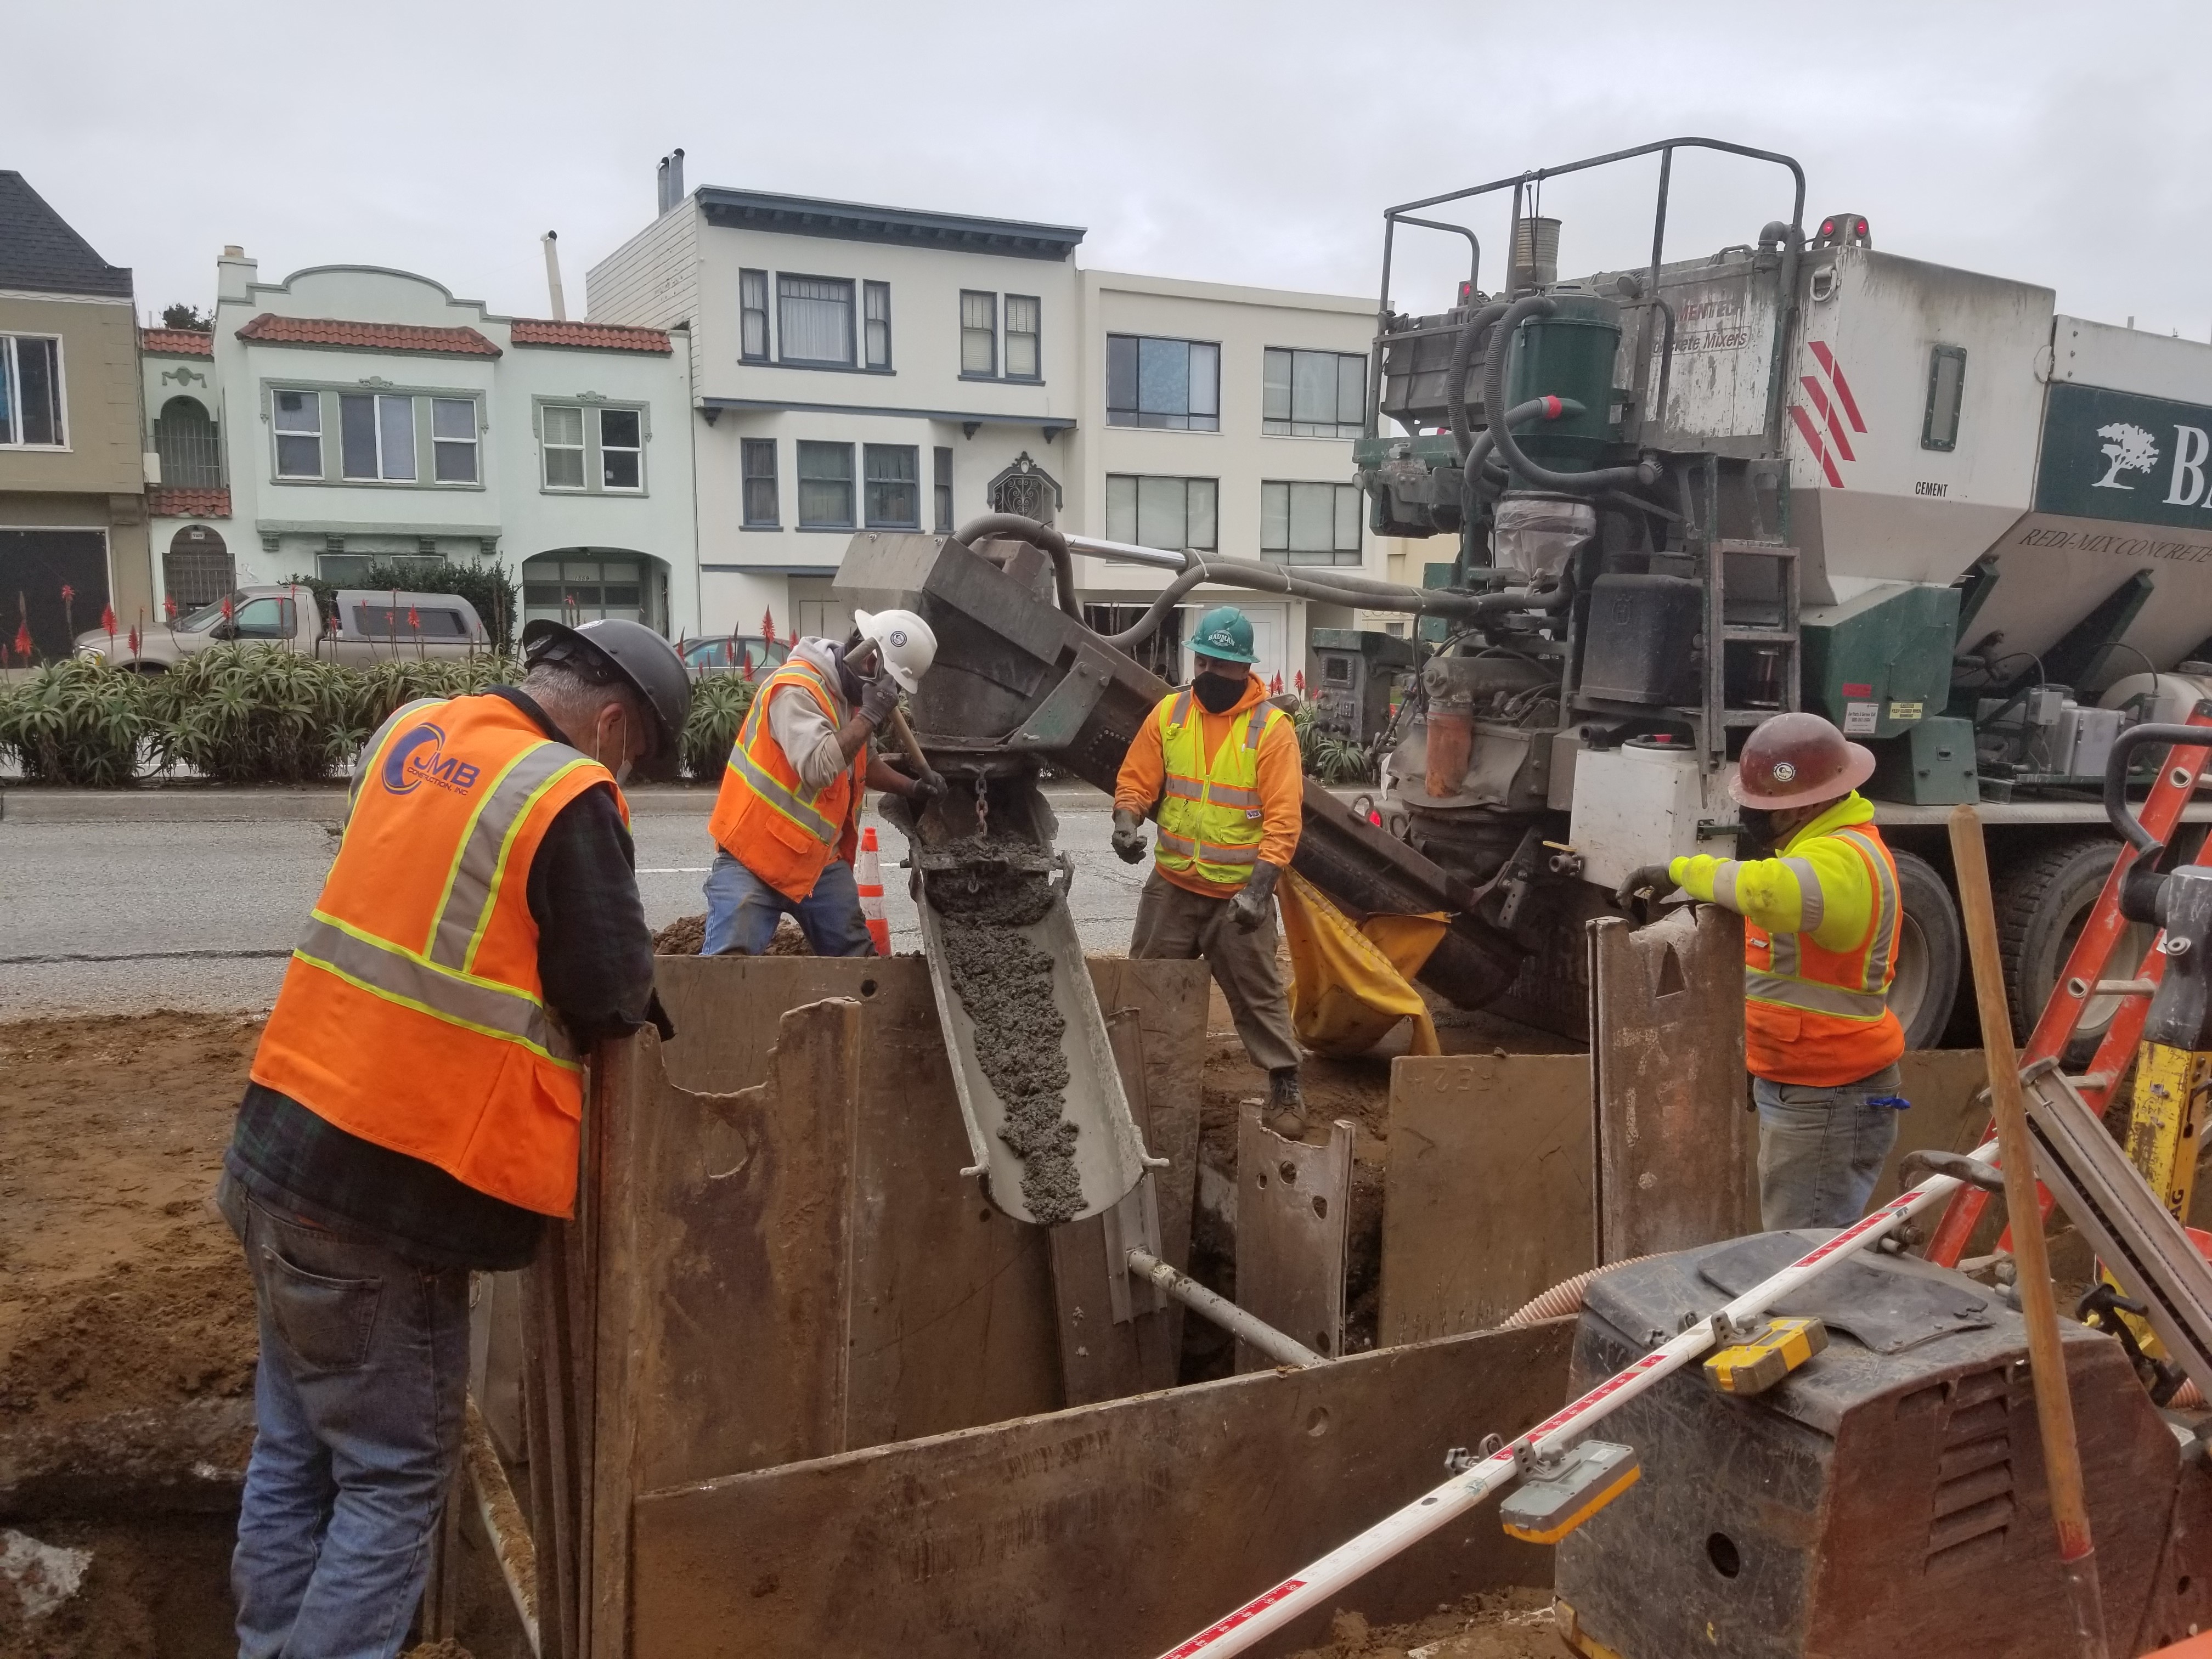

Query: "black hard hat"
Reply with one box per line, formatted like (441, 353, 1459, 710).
(521, 617, 692, 777)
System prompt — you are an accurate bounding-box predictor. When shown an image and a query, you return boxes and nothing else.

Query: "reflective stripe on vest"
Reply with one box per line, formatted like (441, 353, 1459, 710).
(1154, 690, 1280, 888)
(426, 743, 606, 971)
(1746, 827, 1901, 1025)
(295, 909, 580, 1065)
(726, 660, 850, 844)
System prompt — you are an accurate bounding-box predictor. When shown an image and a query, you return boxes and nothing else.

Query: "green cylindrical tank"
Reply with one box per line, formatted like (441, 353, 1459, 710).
(1503, 291, 1621, 470)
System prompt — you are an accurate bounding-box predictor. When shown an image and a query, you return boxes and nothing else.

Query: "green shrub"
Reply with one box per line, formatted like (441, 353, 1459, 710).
(347, 654, 521, 737)
(1289, 698, 1375, 785)
(0, 659, 152, 785)
(147, 644, 364, 784)
(682, 673, 756, 782)
(285, 559, 521, 653)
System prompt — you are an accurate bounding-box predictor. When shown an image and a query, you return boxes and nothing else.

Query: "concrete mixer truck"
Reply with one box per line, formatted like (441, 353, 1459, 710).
(1330, 136, 2212, 1052)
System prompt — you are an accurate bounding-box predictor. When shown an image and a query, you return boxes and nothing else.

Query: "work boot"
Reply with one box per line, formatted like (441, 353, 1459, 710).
(1263, 1067, 1307, 1141)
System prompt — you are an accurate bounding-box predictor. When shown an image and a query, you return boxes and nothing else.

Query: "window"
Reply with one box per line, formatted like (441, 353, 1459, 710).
(340, 393, 416, 481)
(522, 556, 647, 627)
(0, 335, 64, 448)
(1105, 475, 1218, 553)
(231, 595, 295, 639)
(864, 281, 891, 370)
(960, 291, 997, 376)
(1261, 481, 1362, 565)
(1106, 335, 1219, 431)
(1923, 345, 1967, 453)
(742, 438, 779, 527)
(740, 269, 770, 361)
(155, 396, 222, 487)
(543, 404, 586, 489)
(1005, 295, 1040, 381)
(431, 398, 478, 483)
(933, 446, 953, 534)
(600, 408, 642, 489)
(273, 390, 323, 478)
(778, 274, 855, 366)
(350, 601, 468, 639)
(864, 444, 919, 528)
(1263, 348, 1365, 438)
(797, 440, 855, 529)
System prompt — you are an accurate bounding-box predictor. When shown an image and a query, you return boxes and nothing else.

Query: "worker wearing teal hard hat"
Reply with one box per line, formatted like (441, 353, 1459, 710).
(1112, 605, 1309, 1137)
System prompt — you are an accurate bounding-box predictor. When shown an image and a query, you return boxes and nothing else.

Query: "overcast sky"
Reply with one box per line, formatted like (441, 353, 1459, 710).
(16, 1, 2212, 339)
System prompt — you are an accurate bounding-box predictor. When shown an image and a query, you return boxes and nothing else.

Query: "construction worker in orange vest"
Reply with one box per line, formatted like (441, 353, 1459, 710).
(1113, 606, 1308, 1138)
(1615, 711, 1906, 1231)
(218, 617, 691, 1657)
(703, 607, 945, 956)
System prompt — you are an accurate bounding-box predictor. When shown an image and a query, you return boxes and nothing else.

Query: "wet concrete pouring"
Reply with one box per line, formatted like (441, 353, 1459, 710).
(924, 864, 1085, 1226)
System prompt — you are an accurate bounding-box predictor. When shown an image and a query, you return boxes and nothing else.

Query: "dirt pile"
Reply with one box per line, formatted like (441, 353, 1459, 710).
(1284, 1588, 1559, 1658)
(652, 913, 810, 956)
(927, 869, 1081, 1225)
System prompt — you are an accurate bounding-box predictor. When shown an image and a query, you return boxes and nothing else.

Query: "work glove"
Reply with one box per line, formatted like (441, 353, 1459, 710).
(1110, 808, 1149, 865)
(859, 671, 902, 729)
(1612, 861, 1680, 911)
(1229, 861, 1283, 932)
(908, 769, 948, 805)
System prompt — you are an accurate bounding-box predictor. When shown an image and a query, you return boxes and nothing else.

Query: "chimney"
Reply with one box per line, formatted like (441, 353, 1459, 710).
(669, 148, 684, 206)
(217, 245, 257, 303)
(656, 155, 669, 215)
(541, 231, 567, 321)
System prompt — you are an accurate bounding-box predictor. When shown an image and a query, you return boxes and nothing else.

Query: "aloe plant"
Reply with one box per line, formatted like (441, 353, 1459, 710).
(0, 658, 152, 785)
(682, 672, 757, 782)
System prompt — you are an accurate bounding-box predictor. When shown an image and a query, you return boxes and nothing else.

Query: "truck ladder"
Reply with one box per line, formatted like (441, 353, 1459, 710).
(1925, 704, 2212, 1266)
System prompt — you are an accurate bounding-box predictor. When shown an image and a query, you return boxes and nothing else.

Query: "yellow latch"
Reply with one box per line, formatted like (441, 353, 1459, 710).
(1703, 1316, 1829, 1396)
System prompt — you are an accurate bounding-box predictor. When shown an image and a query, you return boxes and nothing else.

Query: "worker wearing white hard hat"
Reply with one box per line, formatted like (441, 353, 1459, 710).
(704, 606, 945, 955)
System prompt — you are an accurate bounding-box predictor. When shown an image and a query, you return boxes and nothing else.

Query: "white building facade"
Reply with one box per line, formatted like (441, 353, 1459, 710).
(137, 254, 697, 640)
(585, 183, 1385, 686)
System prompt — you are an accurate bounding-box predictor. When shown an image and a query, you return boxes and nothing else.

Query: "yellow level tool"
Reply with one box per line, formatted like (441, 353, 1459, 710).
(1499, 1440, 1641, 1544)
(1702, 1316, 1827, 1396)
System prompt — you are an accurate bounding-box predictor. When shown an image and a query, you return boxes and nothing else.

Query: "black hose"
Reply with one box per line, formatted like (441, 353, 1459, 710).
(2104, 720, 2212, 856)
(1460, 397, 1585, 524)
(952, 512, 1082, 620)
(1445, 301, 1511, 464)
(1483, 295, 1661, 495)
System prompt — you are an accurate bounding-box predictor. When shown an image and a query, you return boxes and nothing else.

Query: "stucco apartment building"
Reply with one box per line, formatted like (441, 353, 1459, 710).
(136, 252, 697, 639)
(585, 165, 1384, 685)
(0, 172, 151, 659)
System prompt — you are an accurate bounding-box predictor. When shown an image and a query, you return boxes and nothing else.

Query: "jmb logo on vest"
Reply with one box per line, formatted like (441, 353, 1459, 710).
(382, 723, 482, 797)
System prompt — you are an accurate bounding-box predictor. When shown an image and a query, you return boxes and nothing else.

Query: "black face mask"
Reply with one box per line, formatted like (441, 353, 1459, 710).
(1736, 806, 1778, 856)
(1192, 670, 1245, 714)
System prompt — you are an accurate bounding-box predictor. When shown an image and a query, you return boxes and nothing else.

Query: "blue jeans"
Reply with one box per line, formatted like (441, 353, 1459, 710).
(1753, 1061, 1905, 1231)
(701, 847, 876, 956)
(218, 1174, 470, 1659)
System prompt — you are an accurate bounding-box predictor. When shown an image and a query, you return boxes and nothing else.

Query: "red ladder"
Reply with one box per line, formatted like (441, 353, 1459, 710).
(1925, 708, 2212, 1267)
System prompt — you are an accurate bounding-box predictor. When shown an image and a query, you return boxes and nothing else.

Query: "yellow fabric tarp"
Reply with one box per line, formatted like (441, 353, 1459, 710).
(1277, 868, 1449, 1058)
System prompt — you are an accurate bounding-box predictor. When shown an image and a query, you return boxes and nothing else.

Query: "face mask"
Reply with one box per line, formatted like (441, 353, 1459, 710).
(605, 708, 635, 787)
(1736, 806, 1776, 855)
(1192, 671, 1244, 714)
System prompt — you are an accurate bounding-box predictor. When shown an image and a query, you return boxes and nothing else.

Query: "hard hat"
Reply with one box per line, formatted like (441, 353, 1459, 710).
(1190, 606, 1257, 665)
(521, 616, 692, 776)
(1731, 710, 1876, 809)
(852, 607, 937, 693)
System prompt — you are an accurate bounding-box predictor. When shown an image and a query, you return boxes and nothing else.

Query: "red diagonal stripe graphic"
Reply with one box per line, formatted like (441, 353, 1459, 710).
(1809, 341, 1866, 432)
(1790, 404, 1844, 488)
(1801, 375, 1857, 462)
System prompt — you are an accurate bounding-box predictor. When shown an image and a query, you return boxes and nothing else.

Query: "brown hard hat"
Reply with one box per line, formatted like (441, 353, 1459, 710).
(1730, 711, 1876, 809)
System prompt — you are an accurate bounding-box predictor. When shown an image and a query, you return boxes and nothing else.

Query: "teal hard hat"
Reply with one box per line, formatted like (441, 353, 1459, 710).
(1190, 606, 1257, 664)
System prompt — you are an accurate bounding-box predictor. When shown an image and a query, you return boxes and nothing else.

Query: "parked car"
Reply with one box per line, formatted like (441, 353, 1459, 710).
(680, 634, 790, 676)
(76, 584, 491, 670)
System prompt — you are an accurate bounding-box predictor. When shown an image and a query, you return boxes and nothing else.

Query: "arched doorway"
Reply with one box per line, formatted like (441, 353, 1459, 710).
(154, 396, 222, 488)
(520, 550, 669, 633)
(164, 525, 233, 611)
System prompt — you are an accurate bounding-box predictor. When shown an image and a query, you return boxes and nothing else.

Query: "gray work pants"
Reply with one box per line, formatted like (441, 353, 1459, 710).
(1129, 867, 1302, 1074)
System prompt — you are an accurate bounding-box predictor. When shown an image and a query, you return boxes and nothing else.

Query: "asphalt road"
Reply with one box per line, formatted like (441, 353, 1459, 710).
(0, 785, 1144, 1018)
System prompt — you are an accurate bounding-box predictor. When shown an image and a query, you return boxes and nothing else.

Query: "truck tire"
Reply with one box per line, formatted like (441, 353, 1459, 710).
(1993, 834, 2149, 1058)
(1888, 850, 1962, 1049)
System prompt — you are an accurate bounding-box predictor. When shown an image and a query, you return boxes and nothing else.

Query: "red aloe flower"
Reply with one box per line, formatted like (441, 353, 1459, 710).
(164, 595, 178, 621)
(760, 606, 776, 647)
(1294, 669, 1306, 694)
(129, 624, 142, 654)
(407, 607, 420, 629)
(1269, 672, 1283, 695)
(13, 620, 31, 661)
(221, 595, 234, 620)
(101, 603, 117, 636)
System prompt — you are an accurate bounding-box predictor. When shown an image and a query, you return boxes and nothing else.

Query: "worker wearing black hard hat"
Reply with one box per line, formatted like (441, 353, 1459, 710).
(1615, 711, 1907, 1229)
(217, 616, 686, 1656)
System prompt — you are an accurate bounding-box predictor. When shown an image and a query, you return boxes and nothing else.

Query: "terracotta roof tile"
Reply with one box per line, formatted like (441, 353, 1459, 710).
(235, 313, 500, 356)
(147, 487, 231, 519)
(140, 327, 214, 357)
(509, 318, 672, 353)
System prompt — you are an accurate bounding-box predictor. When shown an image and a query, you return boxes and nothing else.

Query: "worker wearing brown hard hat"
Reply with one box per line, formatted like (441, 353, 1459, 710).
(1615, 711, 1907, 1229)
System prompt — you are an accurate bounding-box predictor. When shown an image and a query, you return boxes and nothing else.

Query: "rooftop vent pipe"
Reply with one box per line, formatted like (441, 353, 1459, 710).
(541, 231, 566, 321)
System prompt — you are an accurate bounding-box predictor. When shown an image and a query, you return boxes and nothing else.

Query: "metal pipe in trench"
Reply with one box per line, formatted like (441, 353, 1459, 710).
(1125, 1247, 1327, 1369)
(463, 1396, 540, 1656)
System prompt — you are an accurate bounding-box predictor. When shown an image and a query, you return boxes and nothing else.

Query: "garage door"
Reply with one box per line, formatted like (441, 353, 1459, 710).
(0, 529, 110, 663)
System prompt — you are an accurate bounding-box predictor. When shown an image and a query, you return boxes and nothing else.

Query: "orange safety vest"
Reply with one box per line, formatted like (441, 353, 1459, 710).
(1744, 821, 1906, 1087)
(708, 656, 864, 902)
(251, 693, 624, 1216)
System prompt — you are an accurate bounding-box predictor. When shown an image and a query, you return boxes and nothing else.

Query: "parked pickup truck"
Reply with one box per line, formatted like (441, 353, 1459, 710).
(76, 584, 492, 670)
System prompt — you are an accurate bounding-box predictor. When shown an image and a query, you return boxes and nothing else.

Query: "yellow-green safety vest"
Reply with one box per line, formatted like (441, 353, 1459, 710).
(1153, 689, 1285, 890)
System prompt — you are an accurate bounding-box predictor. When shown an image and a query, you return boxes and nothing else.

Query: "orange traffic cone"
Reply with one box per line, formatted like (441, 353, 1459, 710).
(856, 826, 891, 957)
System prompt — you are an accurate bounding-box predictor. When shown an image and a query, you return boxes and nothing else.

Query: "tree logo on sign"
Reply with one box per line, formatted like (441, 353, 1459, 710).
(2093, 422, 2160, 490)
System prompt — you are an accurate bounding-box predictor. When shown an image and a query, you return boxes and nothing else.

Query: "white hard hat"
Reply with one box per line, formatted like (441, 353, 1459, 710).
(853, 607, 937, 693)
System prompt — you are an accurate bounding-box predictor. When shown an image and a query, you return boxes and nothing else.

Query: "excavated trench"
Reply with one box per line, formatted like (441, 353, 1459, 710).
(924, 867, 1085, 1226)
